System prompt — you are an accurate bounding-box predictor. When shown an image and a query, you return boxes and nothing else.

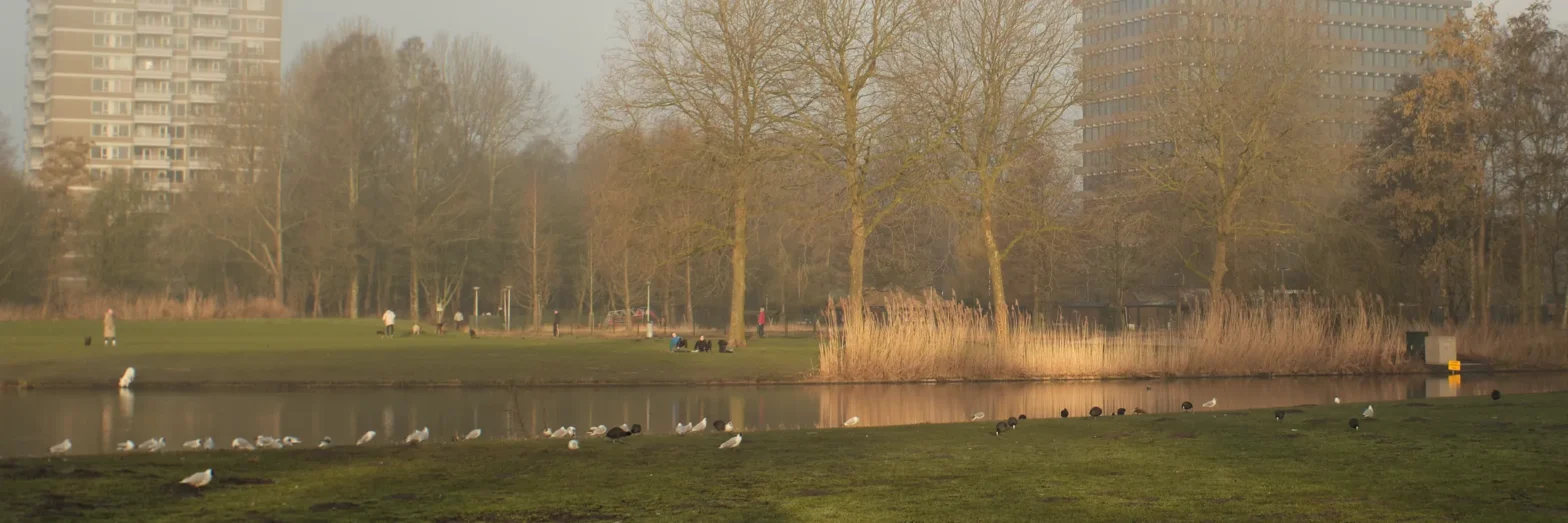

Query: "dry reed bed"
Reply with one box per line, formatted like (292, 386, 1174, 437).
(818, 292, 1412, 381)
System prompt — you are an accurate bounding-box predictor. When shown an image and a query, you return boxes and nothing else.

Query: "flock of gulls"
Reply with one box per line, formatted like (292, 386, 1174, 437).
(44, 367, 1507, 491)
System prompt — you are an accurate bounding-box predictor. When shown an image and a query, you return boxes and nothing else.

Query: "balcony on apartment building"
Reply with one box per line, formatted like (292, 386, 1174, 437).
(30, 92, 46, 104)
(134, 88, 172, 102)
(133, 156, 172, 170)
(29, 134, 46, 148)
(136, 22, 175, 36)
(133, 133, 172, 147)
(134, 67, 172, 80)
(137, 45, 174, 58)
(33, 26, 48, 38)
(32, 48, 48, 60)
(192, 2, 231, 16)
(191, 45, 228, 60)
(137, 0, 174, 13)
(29, 1, 50, 15)
(29, 112, 45, 126)
(134, 111, 172, 125)
(191, 23, 229, 38)
(191, 70, 227, 82)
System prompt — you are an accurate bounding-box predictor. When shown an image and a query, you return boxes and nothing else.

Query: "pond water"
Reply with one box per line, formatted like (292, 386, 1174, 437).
(6, 373, 1567, 457)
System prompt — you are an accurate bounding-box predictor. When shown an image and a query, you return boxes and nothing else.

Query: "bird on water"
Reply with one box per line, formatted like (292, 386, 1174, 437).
(1060, 409, 1069, 418)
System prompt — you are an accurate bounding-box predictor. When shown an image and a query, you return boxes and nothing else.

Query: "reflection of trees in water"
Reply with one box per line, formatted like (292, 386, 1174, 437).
(11, 374, 1568, 456)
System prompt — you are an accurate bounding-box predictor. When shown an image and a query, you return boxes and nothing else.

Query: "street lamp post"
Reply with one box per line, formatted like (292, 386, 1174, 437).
(645, 280, 653, 339)
(472, 286, 479, 333)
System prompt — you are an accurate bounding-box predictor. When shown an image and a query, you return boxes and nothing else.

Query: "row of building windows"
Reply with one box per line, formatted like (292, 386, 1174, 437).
(1083, 120, 1149, 143)
(1086, 17, 1448, 48)
(92, 11, 271, 34)
(95, 0, 269, 10)
(1083, 49, 1420, 92)
(1084, 96, 1145, 119)
(1084, 0, 1464, 25)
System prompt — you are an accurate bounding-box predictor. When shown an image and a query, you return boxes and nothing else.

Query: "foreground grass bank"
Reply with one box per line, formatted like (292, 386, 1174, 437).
(4, 393, 1566, 522)
(0, 320, 818, 387)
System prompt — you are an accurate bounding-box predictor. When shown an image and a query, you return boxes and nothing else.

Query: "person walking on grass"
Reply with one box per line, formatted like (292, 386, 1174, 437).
(103, 308, 118, 347)
(552, 310, 560, 337)
(382, 309, 397, 337)
(757, 307, 766, 339)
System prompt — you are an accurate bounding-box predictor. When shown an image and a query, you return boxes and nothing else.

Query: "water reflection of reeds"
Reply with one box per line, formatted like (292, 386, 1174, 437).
(6, 374, 1567, 457)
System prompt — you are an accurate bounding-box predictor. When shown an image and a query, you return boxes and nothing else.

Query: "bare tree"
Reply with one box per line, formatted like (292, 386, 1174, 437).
(199, 65, 289, 302)
(1139, 3, 1343, 309)
(600, 0, 803, 345)
(788, 0, 927, 321)
(899, 0, 1078, 334)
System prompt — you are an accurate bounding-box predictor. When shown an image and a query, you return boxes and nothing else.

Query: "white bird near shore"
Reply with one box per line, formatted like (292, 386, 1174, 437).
(1363, 405, 1375, 418)
(119, 367, 136, 388)
(356, 431, 376, 445)
(405, 427, 429, 445)
(676, 423, 690, 435)
(262, 439, 283, 450)
(568, 439, 580, 450)
(588, 425, 608, 437)
(256, 435, 276, 447)
(138, 438, 160, 450)
(723, 422, 735, 432)
(550, 427, 570, 439)
(319, 437, 332, 448)
(116, 440, 136, 452)
(179, 469, 212, 489)
(204, 437, 214, 450)
(465, 429, 482, 440)
(183, 439, 202, 450)
(1202, 398, 1218, 408)
(691, 418, 707, 432)
(281, 436, 302, 447)
(843, 416, 860, 427)
(970, 412, 985, 422)
(50, 439, 72, 455)
(1334, 397, 1342, 404)
(719, 434, 742, 449)
(231, 438, 255, 451)
(147, 438, 166, 452)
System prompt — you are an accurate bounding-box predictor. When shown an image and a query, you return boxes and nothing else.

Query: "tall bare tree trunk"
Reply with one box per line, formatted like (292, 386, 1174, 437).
(979, 187, 1009, 336)
(621, 250, 634, 335)
(848, 189, 867, 325)
(348, 162, 361, 319)
(685, 259, 694, 332)
(728, 179, 750, 346)
(408, 128, 422, 323)
(530, 167, 541, 330)
(587, 233, 595, 331)
(274, 154, 285, 303)
(1520, 192, 1531, 324)
(311, 271, 323, 318)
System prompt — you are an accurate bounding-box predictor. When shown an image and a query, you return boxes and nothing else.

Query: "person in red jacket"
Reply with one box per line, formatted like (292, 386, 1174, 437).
(757, 307, 767, 339)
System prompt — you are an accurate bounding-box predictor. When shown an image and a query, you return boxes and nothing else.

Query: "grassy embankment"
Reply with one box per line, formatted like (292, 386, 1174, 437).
(3, 392, 1566, 522)
(0, 320, 818, 388)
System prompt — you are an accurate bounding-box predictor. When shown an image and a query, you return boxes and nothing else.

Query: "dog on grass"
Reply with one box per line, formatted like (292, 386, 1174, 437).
(468, 328, 477, 339)
(410, 324, 422, 336)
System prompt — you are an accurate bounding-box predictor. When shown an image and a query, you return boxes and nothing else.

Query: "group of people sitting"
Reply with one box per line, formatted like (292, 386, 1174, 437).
(669, 333, 731, 353)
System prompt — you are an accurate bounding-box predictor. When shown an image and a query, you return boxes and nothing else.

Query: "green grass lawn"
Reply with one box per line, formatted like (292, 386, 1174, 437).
(0, 320, 819, 387)
(3, 393, 1565, 522)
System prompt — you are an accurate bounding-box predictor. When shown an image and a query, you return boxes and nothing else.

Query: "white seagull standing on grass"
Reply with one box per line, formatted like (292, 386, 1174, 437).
(568, 439, 580, 450)
(1202, 398, 1218, 408)
(116, 440, 136, 452)
(676, 423, 690, 435)
(843, 417, 860, 427)
(179, 469, 212, 490)
(588, 425, 608, 437)
(281, 436, 302, 447)
(719, 434, 743, 449)
(49, 439, 72, 455)
(138, 438, 161, 450)
(119, 367, 136, 388)
(318, 437, 332, 448)
(203, 437, 214, 450)
(550, 427, 571, 439)
(405, 427, 429, 445)
(356, 431, 376, 445)
(465, 429, 482, 440)
(231, 438, 255, 451)
(183, 439, 203, 450)
(1334, 397, 1342, 404)
(691, 418, 708, 432)
(1363, 405, 1375, 418)
(147, 438, 166, 452)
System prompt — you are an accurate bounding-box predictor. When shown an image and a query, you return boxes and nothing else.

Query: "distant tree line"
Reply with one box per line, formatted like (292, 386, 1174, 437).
(0, 2, 1563, 342)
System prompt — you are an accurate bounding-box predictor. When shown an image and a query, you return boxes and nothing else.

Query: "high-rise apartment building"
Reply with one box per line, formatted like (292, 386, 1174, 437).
(24, 0, 282, 196)
(1076, 0, 1472, 191)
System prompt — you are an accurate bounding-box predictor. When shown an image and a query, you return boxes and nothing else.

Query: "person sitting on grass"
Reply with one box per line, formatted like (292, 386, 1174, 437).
(669, 332, 685, 352)
(694, 336, 711, 353)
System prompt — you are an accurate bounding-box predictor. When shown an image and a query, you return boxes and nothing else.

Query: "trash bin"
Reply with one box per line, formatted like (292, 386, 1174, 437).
(1405, 331, 1429, 360)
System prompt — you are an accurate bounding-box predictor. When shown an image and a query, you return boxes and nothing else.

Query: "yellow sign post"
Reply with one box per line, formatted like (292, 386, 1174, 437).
(1448, 360, 1462, 372)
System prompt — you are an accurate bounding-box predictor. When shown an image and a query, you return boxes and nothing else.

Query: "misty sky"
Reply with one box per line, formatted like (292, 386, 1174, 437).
(3, 0, 1563, 158)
